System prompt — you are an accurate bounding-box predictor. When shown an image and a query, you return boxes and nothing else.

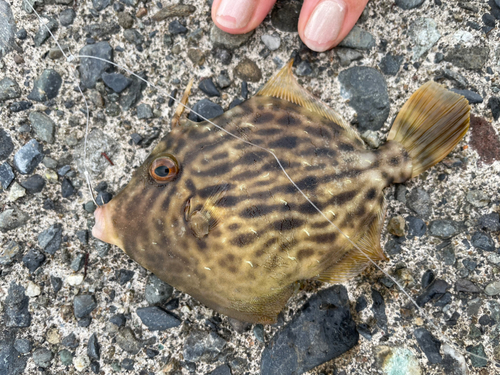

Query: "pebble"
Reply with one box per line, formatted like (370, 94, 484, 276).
(76, 230, 89, 245)
(93, 0, 110, 11)
(14, 338, 32, 354)
(10, 101, 32, 112)
(95, 240, 111, 257)
(87, 333, 100, 360)
(50, 276, 62, 293)
(59, 8, 75, 26)
(188, 99, 224, 122)
(168, 20, 187, 34)
(198, 78, 220, 97)
(61, 333, 79, 349)
(455, 279, 482, 293)
(477, 213, 500, 231)
(58, 349, 74, 366)
(25, 280, 41, 297)
(20, 174, 45, 194)
(442, 344, 468, 375)
(234, 58, 262, 82)
(66, 274, 84, 286)
(0, 240, 20, 265)
(375, 346, 421, 375)
(409, 18, 441, 60)
(13, 139, 44, 174)
(102, 72, 132, 94)
(216, 72, 231, 89)
(213, 48, 232, 65)
(137, 103, 154, 119)
(336, 48, 363, 67)
(0, 77, 21, 101)
(416, 279, 450, 307)
(0, 206, 30, 232)
(79, 42, 113, 89)
(406, 216, 426, 238)
(471, 231, 495, 251)
(0, 162, 15, 189)
(453, 30, 473, 43)
(120, 74, 147, 110)
(387, 216, 405, 236)
(414, 328, 442, 364)
(109, 314, 126, 327)
(428, 220, 460, 239)
(466, 189, 490, 207)
(38, 223, 63, 255)
(339, 67, 389, 131)
(22, 248, 45, 273)
(338, 26, 375, 49)
(360, 130, 381, 148)
(123, 29, 144, 45)
(271, 0, 300, 32)
(136, 306, 181, 330)
(450, 89, 483, 104)
(183, 330, 227, 363)
(485, 281, 500, 296)
(151, 4, 195, 21)
(45, 169, 58, 184)
(96, 191, 112, 205)
(74, 355, 91, 372)
(73, 294, 97, 319)
(33, 347, 53, 368)
(28, 69, 62, 102)
(295, 61, 313, 76)
(61, 177, 75, 197)
(0, 0, 16, 57)
(5, 282, 31, 328)
(7, 182, 26, 202)
(253, 324, 265, 343)
(210, 24, 254, 50)
(117, 12, 134, 29)
(395, 0, 425, 9)
(261, 286, 358, 374)
(209, 364, 232, 375)
(29, 111, 56, 143)
(145, 274, 173, 305)
(406, 188, 432, 219)
(467, 344, 487, 368)
(488, 97, 500, 121)
(261, 34, 280, 51)
(34, 17, 58, 47)
(187, 48, 205, 65)
(379, 53, 403, 75)
(116, 269, 134, 285)
(116, 327, 145, 355)
(71, 253, 86, 272)
(121, 358, 134, 371)
(445, 46, 489, 70)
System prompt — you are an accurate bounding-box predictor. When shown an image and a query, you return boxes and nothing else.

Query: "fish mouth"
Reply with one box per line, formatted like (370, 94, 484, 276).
(92, 205, 121, 248)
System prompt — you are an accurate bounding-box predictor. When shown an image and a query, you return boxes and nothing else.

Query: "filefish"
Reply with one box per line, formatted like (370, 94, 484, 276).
(92, 61, 470, 324)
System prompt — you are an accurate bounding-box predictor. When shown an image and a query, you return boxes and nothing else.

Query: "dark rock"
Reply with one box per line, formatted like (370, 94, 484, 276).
(416, 279, 450, 307)
(4, 283, 31, 328)
(336, 48, 363, 67)
(483, 13, 496, 27)
(450, 89, 483, 104)
(488, 97, 500, 121)
(120, 72, 147, 110)
(34, 17, 58, 47)
(102, 72, 132, 94)
(210, 25, 253, 50)
(0, 129, 14, 161)
(59, 350, 74, 366)
(371, 289, 388, 331)
(396, 0, 425, 9)
(421, 270, 435, 289)
(188, 99, 224, 122)
(0, 206, 29, 232)
(436, 241, 456, 266)
(0, 240, 20, 266)
(168, 20, 187, 34)
(59, 8, 76, 26)
(444, 46, 489, 70)
(356, 295, 368, 312)
(87, 333, 100, 360)
(13, 139, 44, 174)
(109, 314, 126, 327)
(0, 77, 21, 101)
(234, 58, 262, 82)
(145, 348, 159, 358)
(477, 213, 500, 231)
(76, 230, 89, 245)
(79, 42, 113, 89)
(73, 294, 97, 319)
(61, 178, 75, 197)
(62, 333, 79, 348)
(121, 358, 134, 370)
(136, 103, 153, 119)
(0, 162, 15, 189)
(22, 248, 45, 273)
(260, 286, 358, 375)
(199, 78, 220, 97)
(295, 61, 313, 76)
(93, 0, 110, 11)
(429, 220, 460, 239)
(96, 191, 112, 205)
(32, 347, 53, 368)
(83, 22, 120, 39)
(38, 224, 63, 255)
(271, 0, 300, 32)
(338, 67, 389, 131)
(13, 338, 32, 354)
(467, 344, 487, 367)
(29, 112, 56, 143)
(123, 29, 144, 45)
(151, 4, 196, 21)
(20, 174, 45, 194)
(116, 327, 145, 355)
(50, 276, 62, 293)
(71, 253, 86, 272)
(406, 188, 432, 218)
(145, 274, 173, 306)
(183, 330, 226, 363)
(209, 364, 232, 375)
(469, 115, 500, 164)
(455, 279, 482, 293)
(136, 306, 181, 331)
(414, 328, 442, 364)
(9, 101, 32, 112)
(0, 0, 17, 59)
(214, 48, 232, 65)
(117, 269, 134, 285)
(216, 72, 231, 89)
(253, 324, 265, 343)
(27, 69, 62, 102)
(78, 316, 92, 327)
(379, 54, 403, 75)
(471, 231, 495, 251)
(406, 216, 426, 238)
(338, 26, 375, 49)
(0, 330, 27, 375)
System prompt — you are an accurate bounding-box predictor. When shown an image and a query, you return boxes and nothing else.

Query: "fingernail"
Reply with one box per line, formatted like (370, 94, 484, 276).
(216, 0, 257, 30)
(304, 0, 346, 51)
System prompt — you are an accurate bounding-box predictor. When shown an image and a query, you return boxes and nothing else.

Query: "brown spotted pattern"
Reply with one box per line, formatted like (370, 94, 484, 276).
(102, 96, 412, 323)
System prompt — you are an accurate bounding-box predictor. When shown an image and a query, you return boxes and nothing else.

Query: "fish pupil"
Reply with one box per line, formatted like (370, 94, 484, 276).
(155, 166, 170, 177)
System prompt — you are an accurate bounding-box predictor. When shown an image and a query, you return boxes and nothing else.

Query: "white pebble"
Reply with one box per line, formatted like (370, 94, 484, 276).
(73, 355, 90, 372)
(25, 281, 41, 297)
(453, 30, 473, 43)
(261, 34, 281, 51)
(66, 274, 84, 286)
(7, 182, 26, 202)
(487, 253, 500, 265)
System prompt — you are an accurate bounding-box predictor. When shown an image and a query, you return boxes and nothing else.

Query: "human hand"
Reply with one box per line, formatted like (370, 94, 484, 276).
(211, 0, 370, 52)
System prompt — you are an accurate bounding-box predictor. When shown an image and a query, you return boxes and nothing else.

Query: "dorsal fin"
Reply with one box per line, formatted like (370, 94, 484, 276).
(257, 60, 362, 142)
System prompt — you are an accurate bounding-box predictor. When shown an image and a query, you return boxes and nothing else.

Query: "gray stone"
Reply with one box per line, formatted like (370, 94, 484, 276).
(115, 327, 145, 355)
(445, 46, 489, 70)
(27, 69, 62, 102)
(32, 348, 53, 368)
(188, 99, 224, 122)
(101, 72, 131, 94)
(210, 24, 254, 50)
(234, 58, 262, 82)
(406, 188, 432, 219)
(467, 344, 487, 367)
(87, 333, 100, 360)
(136, 306, 181, 330)
(92, 0, 110, 11)
(83, 23, 120, 39)
(13, 139, 44, 174)
(79, 42, 113, 89)
(137, 103, 154, 119)
(183, 330, 226, 363)
(261, 34, 281, 51)
(38, 224, 63, 255)
(336, 48, 363, 67)
(13, 338, 31, 354)
(295, 61, 313, 76)
(0, 129, 14, 161)
(0, 162, 15, 189)
(0, 0, 17, 58)
(0, 78, 21, 101)
(123, 29, 144, 45)
(29, 112, 56, 143)
(455, 279, 482, 293)
(429, 220, 460, 239)
(379, 54, 403, 75)
(338, 26, 375, 50)
(485, 281, 500, 296)
(59, 8, 75, 26)
(450, 89, 483, 104)
(466, 190, 490, 207)
(73, 295, 97, 319)
(409, 18, 441, 60)
(58, 349, 73, 366)
(471, 231, 495, 251)
(216, 72, 231, 89)
(120, 73, 147, 110)
(4, 283, 31, 328)
(414, 328, 442, 364)
(22, 248, 45, 273)
(71, 253, 85, 271)
(209, 364, 232, 375)
(477, 213, 500, 231)
(145, 274, 173, 306)
(0, 206, 29, 232)
(61, 333, 78, 348)
(0, 240, 21, 265)
(396, 0, 425, 10)
(34, 17, 58, 47)
(20, 174, 45, 194)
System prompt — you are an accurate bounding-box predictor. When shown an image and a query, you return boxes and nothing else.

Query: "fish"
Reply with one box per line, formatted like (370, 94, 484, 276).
(92, 61, 470, 324)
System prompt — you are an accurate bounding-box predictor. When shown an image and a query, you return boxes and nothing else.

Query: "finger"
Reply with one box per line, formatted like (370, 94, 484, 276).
(212, 0, 277, 34)
(298, 0, 369, 52)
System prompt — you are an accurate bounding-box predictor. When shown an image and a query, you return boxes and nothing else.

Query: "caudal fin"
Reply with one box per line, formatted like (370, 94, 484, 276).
(387, 82, 470, 178)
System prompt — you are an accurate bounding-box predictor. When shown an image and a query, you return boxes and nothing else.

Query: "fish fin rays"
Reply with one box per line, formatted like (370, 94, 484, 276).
(257, 60, 363, 142)
(316, 210, 388, 284)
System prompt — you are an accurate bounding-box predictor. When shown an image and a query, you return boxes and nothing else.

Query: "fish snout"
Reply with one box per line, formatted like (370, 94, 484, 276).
(92, 205, 120, 247)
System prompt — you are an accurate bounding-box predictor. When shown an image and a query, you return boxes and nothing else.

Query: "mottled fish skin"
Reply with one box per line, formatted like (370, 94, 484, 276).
(98, 96, 412, 323)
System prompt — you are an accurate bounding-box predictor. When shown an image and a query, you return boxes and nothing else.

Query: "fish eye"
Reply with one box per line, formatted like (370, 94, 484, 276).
(149, 155, 179, 183)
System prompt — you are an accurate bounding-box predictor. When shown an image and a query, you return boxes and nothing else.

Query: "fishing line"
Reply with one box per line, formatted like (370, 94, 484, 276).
(23, 0, 496, 367)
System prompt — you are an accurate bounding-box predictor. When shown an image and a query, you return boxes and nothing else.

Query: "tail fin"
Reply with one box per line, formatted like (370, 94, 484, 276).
(387, 82, 470, 178)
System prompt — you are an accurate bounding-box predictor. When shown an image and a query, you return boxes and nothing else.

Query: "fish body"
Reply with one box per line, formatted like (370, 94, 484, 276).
(93, 62, 469, 324)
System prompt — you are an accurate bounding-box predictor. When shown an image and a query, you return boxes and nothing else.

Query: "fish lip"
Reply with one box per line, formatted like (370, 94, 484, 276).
(92, 205, 120, 247)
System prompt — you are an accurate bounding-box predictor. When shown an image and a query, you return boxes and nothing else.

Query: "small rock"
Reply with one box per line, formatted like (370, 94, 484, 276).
(14, 338, 32, 354)
(338, 26, 375, 49)
(59, 349, 73, 366)
(27, 69, 62, 102)
(102, 72, 132, 94)
(336, 48, 363, 67)
(253, 324, 265, 343)
(0, 206, 29, 232)
(29, 112, 56, 143)
(25, 281, 41, 297)
(295, 61, 313, 76)
(209, 364, 232, 375)
(61, 333, 79, 349)
(442, 344, 468, 375)
(395, 0, 425, 9)
(210, 24, 253, 49)
(116, 327, 145, 355)
(471, 231, 495, 251)
(198, 78, 220, 97)
(61, 177, 75, 197)
(136, 306, 181, 330)
(87, 333, 100, 360)
(216, 72, 231, 89)
(136, 103, 153, 119)
(0, 162, 15, 189)
(20, 174, 45, 194)
(187, 48, 205, 65)
(0, 0, 16, 58)
(213, 48, 232, 65)
(79, 42, 113, 89)
(371, 289, 388, 331)
(261, 34, 280, 50)
(467, 344, 487, 368)
(379, 53, 403, 75)
(59, 8, 75, 26)
(406, 188, 431, 218)
(13, 139, 44, 174)
(0, 77, 21, 101)
(34, 17, 58, 47)
(151, 4, 196, 21)
(188, 99, 224, 122)
(0, 240, 21, 265)
(76, 230, 89, 245)
(121, 358, 134, 371)
(109, 314, 126, 327)
(466, 190, 490, 207)
(455, 279, 482, 293)
(71, 253, 86, 272)
(168, 20, 187, 35)
(360, 130, 381, 148)
(66, 274, 84, 286)
(271, 1, 300, 32)
(485, 281, 500, 296)
(477, 213, 500, 231)
(0, 130, 14, 162)
(234, 58, 262, 82)
(74, 355, 91, 372)
(7, 182, 26, 202)
(22, 248, 45, 273)
(145, 274, 173, 305)
(414, 328, 442, 364)
(123, 29, 144, 45)
(50, 276, 63, 293)
(429, 220, 460, 239)
(4, 282, 32, 327)
(183, 330, 226, 363)
(92, 0, 110, 11)
(73, 294, 97, 319)
(489, 97, 500, 121)
(116, 269, 134, 285)
(375, 346, 422, 375)
(444, 46, 489, 70)
(32, 347, 53, 368)
(38, 223, 62, 255)
(406, 216, 426, 238)
(409, 18, 441, 60)
(388, 216, 405, 236)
